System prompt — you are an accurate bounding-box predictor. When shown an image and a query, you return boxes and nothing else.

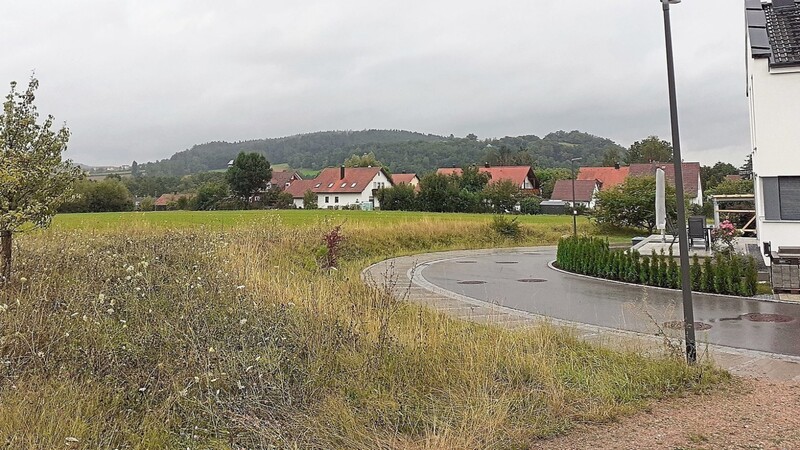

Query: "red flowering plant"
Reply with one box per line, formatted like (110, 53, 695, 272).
(711, 219, 740, 255)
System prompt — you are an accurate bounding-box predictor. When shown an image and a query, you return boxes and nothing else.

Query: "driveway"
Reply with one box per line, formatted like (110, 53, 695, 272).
(415, 247, 800, 357)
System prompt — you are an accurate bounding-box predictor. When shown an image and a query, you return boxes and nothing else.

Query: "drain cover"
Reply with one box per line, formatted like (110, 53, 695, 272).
(496, 261, 519, 264)
(458, 280, 486, 285)
(662, 321, 712, 331)
(455, 260, 477, 264)
(518, 278, 547, 283)
(741, 313, 794, 323)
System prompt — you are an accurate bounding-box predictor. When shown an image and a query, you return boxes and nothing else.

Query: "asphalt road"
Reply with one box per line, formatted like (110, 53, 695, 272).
(418, 248, 800, 357)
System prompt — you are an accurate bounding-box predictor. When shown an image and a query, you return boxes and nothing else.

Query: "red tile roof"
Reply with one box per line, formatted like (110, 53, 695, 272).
(270, 170, 302, 189)
(628, 162, 702, 197)
(391, 173, 418, 184)
(436, 166, 537, 189)
(577, 166, 629, 189)
(154, 193, 194, 206)
(284, 179, 317, 199)
(284, 167, 388, 198)
(550, 180, 598, 202)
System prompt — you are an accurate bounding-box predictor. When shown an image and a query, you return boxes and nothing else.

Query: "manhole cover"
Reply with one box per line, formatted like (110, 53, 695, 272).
(662, 321, 712, 331)
(458, 280, 486, 285)
(741, 313, 795, 323)
(455, 260, 477, 264)
(496, 261, 519, 264)
(518, 278, 547, 283)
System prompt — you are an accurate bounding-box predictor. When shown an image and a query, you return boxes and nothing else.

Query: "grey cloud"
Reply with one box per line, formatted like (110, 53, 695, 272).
(1, 0, 750, 166)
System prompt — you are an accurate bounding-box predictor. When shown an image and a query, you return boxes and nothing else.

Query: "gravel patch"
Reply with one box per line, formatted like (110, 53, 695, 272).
(533, 378, 800, 450)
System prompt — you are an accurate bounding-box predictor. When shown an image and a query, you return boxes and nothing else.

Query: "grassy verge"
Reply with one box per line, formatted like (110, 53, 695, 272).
(0, 214, 725, 448)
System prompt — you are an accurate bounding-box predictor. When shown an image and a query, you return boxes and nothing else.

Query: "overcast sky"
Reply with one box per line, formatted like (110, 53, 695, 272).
(2, 0, 751, 167)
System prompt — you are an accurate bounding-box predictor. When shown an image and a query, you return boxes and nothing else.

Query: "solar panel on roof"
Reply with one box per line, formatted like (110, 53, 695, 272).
(749, 27, 772, 49)
(747, 9, 767, 27)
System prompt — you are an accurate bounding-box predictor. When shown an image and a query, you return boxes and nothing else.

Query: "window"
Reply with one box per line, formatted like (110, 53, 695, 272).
(327, 183, 334, 188)
(341, 182, 347, 188)
(334, 196, 339, 203)
(763, 176, 800, 220)
(314, 183, 321, 188)
(351, 182, 357, 188)
(325, 196, 329, 203)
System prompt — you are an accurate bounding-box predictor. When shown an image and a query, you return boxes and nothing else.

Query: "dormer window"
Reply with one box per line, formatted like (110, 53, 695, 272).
(327, 183, 334, 188)
(341, 182, 347, 188)
(351, 182, 357, 188)
(315, 183, 321, 188)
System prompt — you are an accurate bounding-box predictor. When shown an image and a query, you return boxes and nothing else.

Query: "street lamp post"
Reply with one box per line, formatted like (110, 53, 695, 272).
(660, 0, 696, 364)
(570, 157, 582, 237)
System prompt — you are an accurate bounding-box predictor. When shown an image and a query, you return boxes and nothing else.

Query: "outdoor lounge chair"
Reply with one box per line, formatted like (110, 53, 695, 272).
(688, 216, 709, 250)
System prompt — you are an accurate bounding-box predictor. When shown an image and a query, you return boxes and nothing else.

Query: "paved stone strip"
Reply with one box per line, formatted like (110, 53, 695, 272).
(362, 247, 800, 382)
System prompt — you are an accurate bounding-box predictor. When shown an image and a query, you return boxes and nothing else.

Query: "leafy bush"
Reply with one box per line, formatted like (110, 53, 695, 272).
(519, 196, 543, 215)
(556, 236, 757, 296)
(489, 215, 521, 239)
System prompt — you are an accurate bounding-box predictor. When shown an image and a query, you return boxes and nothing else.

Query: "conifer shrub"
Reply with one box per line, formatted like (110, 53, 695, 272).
(556, 236, 758, 296)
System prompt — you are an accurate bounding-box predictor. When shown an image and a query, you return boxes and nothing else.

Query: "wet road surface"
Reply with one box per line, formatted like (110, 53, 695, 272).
(418, 248, 800, 357)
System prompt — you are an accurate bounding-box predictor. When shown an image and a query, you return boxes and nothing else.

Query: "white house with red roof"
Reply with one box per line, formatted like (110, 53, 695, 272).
(436, 165, 540, 194)
(285, 166, 392, 209)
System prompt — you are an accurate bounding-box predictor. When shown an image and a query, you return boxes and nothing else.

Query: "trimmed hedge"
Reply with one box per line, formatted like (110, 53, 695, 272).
(556, 236, 758, 296)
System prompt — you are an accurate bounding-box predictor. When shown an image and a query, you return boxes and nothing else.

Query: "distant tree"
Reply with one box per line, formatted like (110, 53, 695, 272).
(458, 165, 491, 193)
(466, 133, 478, 141)
(594, 176, 677, 233)
(519, 196, 543, 215)
(482, 179, 521, 213)
(417, 173, 460, 212)
(484, 145, 533, 166)
(700, 161, 738, 192)
(225, 152, 272, 203)
(344, 151, 383, 168)
(193, 182, 229, 210)
(0, 77, 83, 281)
(536, 167, 572, 199)
(303, 190, 318, 209)
(740, 154, 753, 180)
(131, 160, 141, 177)
(376, 183, 417, 211)
(602, 146, 624, 166)
(139, 196, 155, 211)
(625, 136, 673, 164)
(86, 179, 134, 212)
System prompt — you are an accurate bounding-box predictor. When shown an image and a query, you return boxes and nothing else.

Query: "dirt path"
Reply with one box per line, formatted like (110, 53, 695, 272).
(533, 378, 800, 450)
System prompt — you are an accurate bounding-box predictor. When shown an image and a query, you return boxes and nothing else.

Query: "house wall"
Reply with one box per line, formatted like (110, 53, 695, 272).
(747, 45, 800, 264)
(304, 171, 393, 209)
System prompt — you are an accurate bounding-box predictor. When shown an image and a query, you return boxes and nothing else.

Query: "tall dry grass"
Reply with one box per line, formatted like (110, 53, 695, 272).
(0, 218, 726, 448)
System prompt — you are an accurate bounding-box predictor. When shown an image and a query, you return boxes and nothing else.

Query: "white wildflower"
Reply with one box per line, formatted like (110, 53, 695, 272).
(98, 293, 105, 302)
(125, 276, 131, 281)
(106, 308, 114, 314)
(236, 285, 245, 290)
(19, 277, 27, 283)
(208, 347, 215, 353)
(239, 318, 247, 325)
(0, 304, 8, 313)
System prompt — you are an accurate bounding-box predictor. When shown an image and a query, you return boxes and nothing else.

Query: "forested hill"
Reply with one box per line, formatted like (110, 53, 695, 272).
(139, 129, 623, 176)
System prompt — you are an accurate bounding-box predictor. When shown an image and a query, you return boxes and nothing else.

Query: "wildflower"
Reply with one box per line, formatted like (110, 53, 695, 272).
(126, 265, 134, 272)
(19, 277, 27, 283)
(208, 347, 216, 353)
(236, 285, 245, 290)
(37, 351, 44, 358)
(239, 318, 247, 325)
(106, 308, 114, 314)
(125, 276, 132, 281)
(0, 304, 8, 313)
(98, 293, 105, 302)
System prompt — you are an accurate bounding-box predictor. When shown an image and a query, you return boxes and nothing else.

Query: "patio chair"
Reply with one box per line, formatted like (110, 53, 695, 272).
(688, 216, 709, 250)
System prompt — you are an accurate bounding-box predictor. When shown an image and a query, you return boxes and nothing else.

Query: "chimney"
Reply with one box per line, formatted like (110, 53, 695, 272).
(340, 165, 345, 180)
(484, 162, 490, 168)
(614, 162, 620, 170)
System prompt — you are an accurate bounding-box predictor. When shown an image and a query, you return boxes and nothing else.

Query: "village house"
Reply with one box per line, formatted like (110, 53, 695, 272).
(436, 165, 540, 194)
(391, 172, 420, 189)
(267, 170, 303, 191)
(550, 179, 601, 209)
(576, 162, 703, 206)
(745, 0, 800, 264)
(154, 193, 194, 211)
(285, 166, 392, 209)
